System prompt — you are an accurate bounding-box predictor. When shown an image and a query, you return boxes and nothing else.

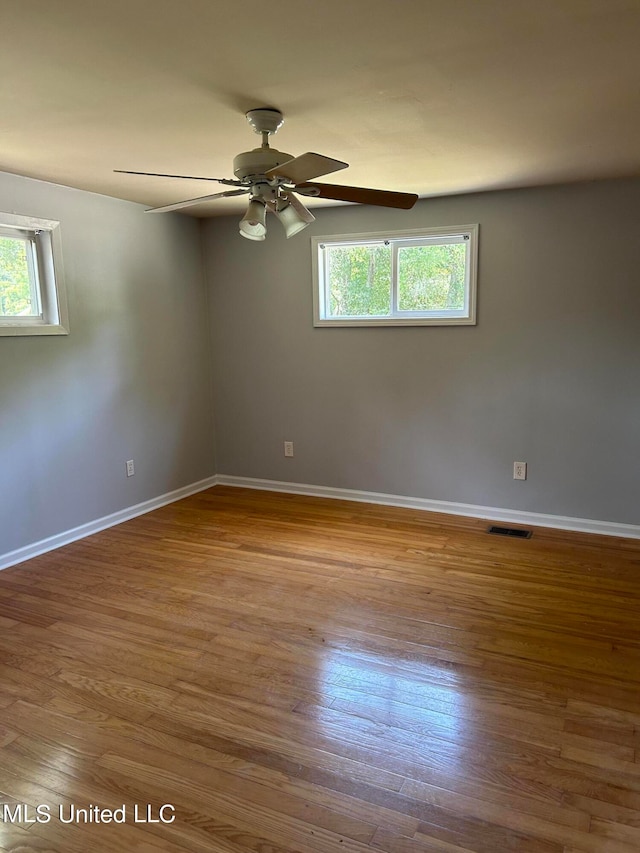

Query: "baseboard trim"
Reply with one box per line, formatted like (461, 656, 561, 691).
(3, 472, 638, 571)
(0, 475, 219, 571)
(216, 475, 640, 540)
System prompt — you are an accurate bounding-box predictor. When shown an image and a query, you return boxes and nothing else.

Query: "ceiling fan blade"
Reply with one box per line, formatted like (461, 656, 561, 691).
(115, 169, 241, 186)
(146, 189, 249, 214)
(265, 152, 348, 183)
(296, 182, 418, 209)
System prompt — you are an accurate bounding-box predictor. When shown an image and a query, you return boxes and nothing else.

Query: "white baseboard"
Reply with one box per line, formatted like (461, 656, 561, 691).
(3, 472, 638, 572)
(216, 475, 640, 540)
(0, 475, 219, 571)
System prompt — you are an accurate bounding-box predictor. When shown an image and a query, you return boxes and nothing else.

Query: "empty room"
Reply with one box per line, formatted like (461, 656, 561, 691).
(1, 2, 640, 852)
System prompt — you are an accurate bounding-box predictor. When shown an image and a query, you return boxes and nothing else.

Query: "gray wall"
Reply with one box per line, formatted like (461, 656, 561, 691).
(3, 172, 637, 557)
(202, 178, 640, 525)
(0, 171, 215, 556)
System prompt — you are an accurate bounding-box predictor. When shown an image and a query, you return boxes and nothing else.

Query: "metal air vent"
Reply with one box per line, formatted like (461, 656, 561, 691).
(487, 525, 532, 539)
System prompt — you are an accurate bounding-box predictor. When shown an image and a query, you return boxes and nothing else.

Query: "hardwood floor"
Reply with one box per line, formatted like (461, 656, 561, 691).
(1, 486, 640, 853)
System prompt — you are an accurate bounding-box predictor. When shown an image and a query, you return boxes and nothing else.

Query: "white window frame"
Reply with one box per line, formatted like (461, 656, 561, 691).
(312, 224, 478, 327)
(0, 212, 69, 336)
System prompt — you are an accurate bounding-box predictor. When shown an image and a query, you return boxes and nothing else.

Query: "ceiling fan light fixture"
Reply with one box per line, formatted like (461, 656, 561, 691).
(274, 198, 315, 238)
(239, 198, 267, 240)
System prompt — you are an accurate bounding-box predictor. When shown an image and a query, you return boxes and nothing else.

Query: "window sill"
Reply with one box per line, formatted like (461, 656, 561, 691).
(0, 323, 69, 337)
(313, 316, 476, 328)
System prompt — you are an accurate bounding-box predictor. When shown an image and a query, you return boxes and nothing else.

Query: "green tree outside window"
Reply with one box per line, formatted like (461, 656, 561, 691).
(0, 236, 34, 316)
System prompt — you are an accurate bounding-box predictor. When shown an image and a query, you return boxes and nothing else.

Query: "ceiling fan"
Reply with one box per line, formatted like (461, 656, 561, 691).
(116, 108, 418, 241)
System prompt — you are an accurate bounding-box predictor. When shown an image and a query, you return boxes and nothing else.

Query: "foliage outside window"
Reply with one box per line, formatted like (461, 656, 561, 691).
(0, 213, 69, 336)
(312, 225, 478, 326)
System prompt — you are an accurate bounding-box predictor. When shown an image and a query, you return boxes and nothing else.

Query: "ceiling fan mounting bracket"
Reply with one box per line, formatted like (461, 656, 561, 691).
(245, 108, 284, 137)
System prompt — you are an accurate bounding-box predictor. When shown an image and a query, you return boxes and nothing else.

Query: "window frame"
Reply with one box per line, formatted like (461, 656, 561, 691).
(0, 212, 69, 337)
(312, 224, 478, 327)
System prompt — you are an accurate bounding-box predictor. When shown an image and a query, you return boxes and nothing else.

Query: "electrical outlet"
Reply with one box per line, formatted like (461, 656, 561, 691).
(126, 459, 135, 477)
(284, 441, 294, 458)
(513, 461, 527, 480)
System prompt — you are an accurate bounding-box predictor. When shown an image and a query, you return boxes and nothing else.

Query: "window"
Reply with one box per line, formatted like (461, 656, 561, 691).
(0, 212, 69, 336)
(312, 225, 478, 326)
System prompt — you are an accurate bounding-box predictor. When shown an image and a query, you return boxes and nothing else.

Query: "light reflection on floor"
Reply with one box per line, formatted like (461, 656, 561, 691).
(315, 642, 469, 774)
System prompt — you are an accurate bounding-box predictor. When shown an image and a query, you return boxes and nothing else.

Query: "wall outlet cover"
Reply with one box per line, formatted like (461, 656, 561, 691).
(513, 461, 527, 480)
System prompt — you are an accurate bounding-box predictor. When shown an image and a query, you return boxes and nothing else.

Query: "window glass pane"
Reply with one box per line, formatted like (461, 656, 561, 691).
(397, 242, 466, 311)
(326, 244, 392, 317)
(0, 235, 37, 317)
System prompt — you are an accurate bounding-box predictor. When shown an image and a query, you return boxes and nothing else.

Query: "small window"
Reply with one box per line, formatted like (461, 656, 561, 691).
(0, 212, 69, 336)
(312, 225, 478, 326)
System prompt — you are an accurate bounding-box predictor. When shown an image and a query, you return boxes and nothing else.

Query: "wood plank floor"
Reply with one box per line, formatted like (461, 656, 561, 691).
(1, 486, 640, 853)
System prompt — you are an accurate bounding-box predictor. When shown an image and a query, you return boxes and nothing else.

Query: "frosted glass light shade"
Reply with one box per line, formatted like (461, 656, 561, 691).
(239, 199, 267, 240)
(275, 202, 312, 238)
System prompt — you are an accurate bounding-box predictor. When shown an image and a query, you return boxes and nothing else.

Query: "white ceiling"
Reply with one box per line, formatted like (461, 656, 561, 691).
(2, 0, 640, 215)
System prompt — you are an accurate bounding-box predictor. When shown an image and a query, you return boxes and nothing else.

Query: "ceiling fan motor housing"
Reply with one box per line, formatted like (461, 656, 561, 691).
(233, 147, 293, 181)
